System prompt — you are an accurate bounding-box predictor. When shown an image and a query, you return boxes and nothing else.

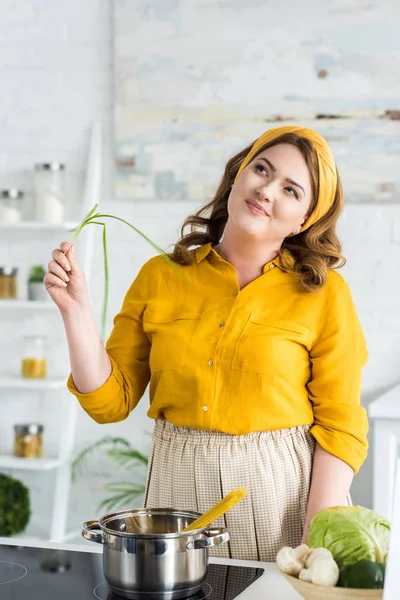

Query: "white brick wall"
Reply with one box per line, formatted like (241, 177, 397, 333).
(0, 0, 399, 539)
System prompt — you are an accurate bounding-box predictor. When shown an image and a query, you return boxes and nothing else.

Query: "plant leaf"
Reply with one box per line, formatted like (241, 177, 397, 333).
(97, 485, 145, 512)
(82, 203, 100, 223)
(94, 213, 189, 283)
(69, 208, 190, 348)
(71, 436, 134, 480)
(70, 203, 99, 242)
(102, 483, 145, 493)
(107, 447, 148, 467)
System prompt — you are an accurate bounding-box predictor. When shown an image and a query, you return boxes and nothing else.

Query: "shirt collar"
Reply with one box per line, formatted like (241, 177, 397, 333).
(195, 242, 283, 271)
(195, 242, 214, 263)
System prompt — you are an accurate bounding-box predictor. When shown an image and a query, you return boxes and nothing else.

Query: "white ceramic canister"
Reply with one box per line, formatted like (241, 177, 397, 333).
(34, 162, 65, 223)
(0, 189, 24, 222)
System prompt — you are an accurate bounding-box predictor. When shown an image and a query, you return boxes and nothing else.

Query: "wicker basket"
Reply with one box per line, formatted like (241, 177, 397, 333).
(283, 573, 383, 600)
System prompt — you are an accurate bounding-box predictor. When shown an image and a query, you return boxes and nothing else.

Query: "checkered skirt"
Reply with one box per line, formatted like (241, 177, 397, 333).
(144, 419, 320, 562)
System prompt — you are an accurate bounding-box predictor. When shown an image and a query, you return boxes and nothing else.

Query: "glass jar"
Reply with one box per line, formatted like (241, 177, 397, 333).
(21, 335, 47, 379)
(34, 162, 65, 223)
(14, 424, 44, 458)
(0, 189, 24, 222)
(0, 267, 18, 299)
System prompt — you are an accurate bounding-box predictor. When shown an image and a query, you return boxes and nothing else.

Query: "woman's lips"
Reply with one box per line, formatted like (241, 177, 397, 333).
(245, 199, 271, 217)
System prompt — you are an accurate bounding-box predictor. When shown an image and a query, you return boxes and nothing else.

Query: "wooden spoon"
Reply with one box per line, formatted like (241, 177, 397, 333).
(182, 487, 247, 532)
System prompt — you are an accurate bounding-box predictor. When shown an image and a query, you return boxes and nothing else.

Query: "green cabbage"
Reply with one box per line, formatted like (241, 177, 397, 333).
(308, 506, 390, 569)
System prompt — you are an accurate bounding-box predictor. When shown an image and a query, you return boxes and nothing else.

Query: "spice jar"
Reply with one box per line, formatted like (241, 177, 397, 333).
(0, 267, 18, 299)
(14, 424, 44, 458)
(0, 189, 24, 222)
(21, 335, 47, 379)
(34, 162, 66, 223)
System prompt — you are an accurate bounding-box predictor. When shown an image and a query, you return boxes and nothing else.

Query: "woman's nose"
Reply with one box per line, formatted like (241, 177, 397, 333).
(255, 184, 274, 203)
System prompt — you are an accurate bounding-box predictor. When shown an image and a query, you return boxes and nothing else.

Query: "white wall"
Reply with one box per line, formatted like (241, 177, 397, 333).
(0, 0, 399, 539)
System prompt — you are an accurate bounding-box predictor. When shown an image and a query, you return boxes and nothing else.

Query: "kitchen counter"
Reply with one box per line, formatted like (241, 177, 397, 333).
(0, 535, 302, 599)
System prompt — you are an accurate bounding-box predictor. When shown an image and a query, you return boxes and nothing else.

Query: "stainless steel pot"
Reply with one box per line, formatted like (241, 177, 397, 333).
(82, 507, 230, 600)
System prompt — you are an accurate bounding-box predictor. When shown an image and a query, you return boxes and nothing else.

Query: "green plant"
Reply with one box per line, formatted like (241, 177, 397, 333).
(70, 204, 187, 340)
(72, 436, 149, 512)
(28, 265, 46, 283)
(0, 473, 31, 536)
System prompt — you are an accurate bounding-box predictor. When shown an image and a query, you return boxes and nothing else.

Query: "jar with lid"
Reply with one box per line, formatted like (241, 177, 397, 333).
(34, 162, 65, 223)
(14, 424, 44, 458)
(21, 335, 47, 379)
(0, 189, 24, 222)
(0, 267, 18, 299)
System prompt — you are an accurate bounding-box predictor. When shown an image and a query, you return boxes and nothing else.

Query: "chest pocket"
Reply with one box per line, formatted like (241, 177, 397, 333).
(143, 310, 201, 372)
(231, 316, 313, 376)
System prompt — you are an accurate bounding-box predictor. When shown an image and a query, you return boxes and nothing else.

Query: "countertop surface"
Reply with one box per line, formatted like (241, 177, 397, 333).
(0, 535, 302, 599)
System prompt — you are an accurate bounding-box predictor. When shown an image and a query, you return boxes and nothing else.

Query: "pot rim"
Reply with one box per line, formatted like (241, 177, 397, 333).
(97, 507, 208, 539)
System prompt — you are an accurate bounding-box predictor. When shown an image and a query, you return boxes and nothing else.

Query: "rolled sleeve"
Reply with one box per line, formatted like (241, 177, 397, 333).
(67, 265, 151, 423)
(308, 278, 369, 473)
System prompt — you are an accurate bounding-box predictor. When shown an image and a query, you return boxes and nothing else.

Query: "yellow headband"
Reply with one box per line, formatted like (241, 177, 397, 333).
(234, 125, 337, 232)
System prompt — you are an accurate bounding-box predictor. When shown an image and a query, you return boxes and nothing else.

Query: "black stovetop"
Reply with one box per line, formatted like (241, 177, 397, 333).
(0, 543, 264, 599)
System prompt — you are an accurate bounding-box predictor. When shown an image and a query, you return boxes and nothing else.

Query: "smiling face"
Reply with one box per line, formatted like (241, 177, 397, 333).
(227, 143, 314, 241)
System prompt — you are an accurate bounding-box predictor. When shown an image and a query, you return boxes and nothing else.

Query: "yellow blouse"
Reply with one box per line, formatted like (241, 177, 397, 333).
(67, 243, 369, 473)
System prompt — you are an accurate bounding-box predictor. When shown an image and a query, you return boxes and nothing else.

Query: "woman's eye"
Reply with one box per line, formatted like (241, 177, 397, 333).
(286, 187, 299, 199)
(255, 164, 268, 175)
(254, 165, 299, 200)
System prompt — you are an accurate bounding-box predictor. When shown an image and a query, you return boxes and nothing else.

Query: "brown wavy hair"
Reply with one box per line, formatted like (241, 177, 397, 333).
(171, 132, 345, 291)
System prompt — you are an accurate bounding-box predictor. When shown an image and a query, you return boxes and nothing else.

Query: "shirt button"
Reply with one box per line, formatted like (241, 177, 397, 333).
(233, 291, 238, 296)
(208, 359, 213, 366)
(203, 405, 208, 412)
(269, 264, 275, 270)
(219, 322, 225, 327)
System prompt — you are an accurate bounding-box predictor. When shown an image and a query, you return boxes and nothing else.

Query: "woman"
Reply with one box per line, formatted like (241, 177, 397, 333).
(45, 125, 368, 562)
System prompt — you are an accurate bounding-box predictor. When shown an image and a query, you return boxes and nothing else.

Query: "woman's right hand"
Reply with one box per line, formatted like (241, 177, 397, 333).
(44, 242, 90, 314)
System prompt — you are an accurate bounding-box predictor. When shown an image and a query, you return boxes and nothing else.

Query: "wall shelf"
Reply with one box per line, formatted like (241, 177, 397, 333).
(0, 300, 57, 310)
(0, 456, 63, 471)
(0, 121, 99, 545)
(0, 376, 67, 390)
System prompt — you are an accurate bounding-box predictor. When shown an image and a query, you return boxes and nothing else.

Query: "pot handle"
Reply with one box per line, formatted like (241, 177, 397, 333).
(82, 520, 104, 545)
(186, 527, 230, 550)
